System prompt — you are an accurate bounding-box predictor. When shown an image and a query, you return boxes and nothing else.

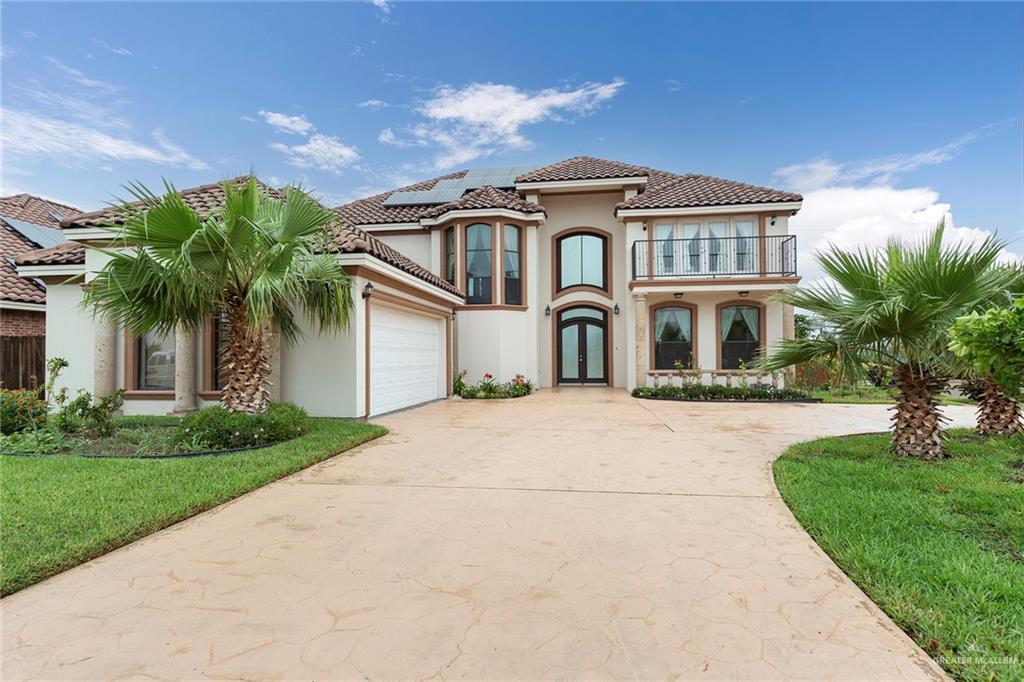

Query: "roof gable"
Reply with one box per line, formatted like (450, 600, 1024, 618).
(617, 173, 803, 212)
(0, 194, 80, 229)
(515, 156, 653, 183)
(420, 185, 544, 219)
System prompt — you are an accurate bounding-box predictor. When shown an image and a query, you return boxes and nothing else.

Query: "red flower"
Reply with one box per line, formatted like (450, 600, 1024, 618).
(483, 373, 493, 380)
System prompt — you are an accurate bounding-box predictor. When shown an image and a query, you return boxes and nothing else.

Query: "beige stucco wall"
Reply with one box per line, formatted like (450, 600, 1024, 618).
(44, 283, 94, 398)
(373, 233, 433, 269)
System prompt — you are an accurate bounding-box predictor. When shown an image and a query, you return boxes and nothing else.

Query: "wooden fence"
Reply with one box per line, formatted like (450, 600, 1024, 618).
(1, 336, 45, 390)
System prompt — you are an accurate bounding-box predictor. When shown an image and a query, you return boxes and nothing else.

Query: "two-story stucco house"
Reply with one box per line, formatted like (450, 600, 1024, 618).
(17, 156, 801, 417)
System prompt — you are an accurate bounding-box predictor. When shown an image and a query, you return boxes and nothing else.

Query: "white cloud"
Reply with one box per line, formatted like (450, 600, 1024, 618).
(371, 0, 391, 16)
(790, 185, 1019, 284)
(93, 38, 133, 57)
(270, 134, 360, 172)
(377, 127, 426, 148)
(775, 123, 1009, 192)
(21, 31, 37, 40)
(46, 57, 121, 94)
(258, 110, 314, 135)
(2, 107, 209, 170)
(358, 99, 390, 110)
(386, 78, 626, 169)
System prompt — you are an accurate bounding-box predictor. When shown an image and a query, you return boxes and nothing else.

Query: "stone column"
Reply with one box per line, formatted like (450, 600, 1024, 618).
(266, 327, 282, 403)
(170, 324, 197, 415)
(783, 303, 795, 340)
(93, 315, 118, 400)
(633, 293, 647, 389)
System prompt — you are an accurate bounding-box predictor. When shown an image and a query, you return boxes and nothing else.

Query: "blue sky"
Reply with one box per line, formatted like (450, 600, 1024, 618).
(3, 1, 1022, 264)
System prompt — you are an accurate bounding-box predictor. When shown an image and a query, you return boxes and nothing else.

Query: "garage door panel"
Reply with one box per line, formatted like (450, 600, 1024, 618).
(370, 305, 444, 416)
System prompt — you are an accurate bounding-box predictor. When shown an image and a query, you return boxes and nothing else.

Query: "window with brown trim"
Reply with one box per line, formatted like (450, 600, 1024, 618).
(465, 223, 493, 305)
(653, 306, 694, 369)
(556, 231, 607, 293)
(503, 224, 522, 306)
(720, 304, 761, 369)
(210, 310, 229, 391)
(135, 330, 175, 391)
(443, 226, 456, 285)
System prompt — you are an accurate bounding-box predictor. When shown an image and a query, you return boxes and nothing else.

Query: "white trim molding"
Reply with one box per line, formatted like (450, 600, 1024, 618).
(0, 300, 46, 312)
(63, 227, 117, 242)
(17, 263, 86, 278)
(335, 253, 464, 305)
(359, 222, 424, 232)
(418, 209, 546, 227)
(617, 201, 803, 219)
(515, 176, 648, 192)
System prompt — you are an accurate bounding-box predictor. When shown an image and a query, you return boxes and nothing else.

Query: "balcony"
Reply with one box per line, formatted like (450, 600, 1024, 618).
(632, 235, 797, 280)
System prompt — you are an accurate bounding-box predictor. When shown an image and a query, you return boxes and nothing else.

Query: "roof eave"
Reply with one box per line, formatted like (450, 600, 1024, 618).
(418, 209, 547, 227)
(616, 201, 803, 219)
(515, 176, 648, 192)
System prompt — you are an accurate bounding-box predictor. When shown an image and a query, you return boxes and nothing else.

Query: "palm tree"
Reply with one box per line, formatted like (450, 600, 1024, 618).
(760, 222, 1015, 459)
(85, 177, 353, 413)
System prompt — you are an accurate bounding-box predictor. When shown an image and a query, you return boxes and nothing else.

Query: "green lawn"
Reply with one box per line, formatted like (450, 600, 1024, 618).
(811, 385, 976, 405)
(774, 430, 1024, 682)
(1, 418, 386, 595)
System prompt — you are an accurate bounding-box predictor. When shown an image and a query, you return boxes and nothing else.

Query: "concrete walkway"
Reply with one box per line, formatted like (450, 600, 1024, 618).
(2, 389, 973, 680)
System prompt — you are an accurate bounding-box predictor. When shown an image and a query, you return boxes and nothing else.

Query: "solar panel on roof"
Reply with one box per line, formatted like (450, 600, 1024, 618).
(381, 188, 464, 206)
(382, 166, 539, 206)
(2, 217, 66, 249)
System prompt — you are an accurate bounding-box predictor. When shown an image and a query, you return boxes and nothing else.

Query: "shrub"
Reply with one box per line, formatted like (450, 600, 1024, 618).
(0, 427, 77, 454)
(455, 372, 535, 400)
(632, 384, 812, 401)
(453, 370, 469, 397)
(0, 389, 48, 435)
(178, 402, 311, 450)
(55, 389, 126, 436)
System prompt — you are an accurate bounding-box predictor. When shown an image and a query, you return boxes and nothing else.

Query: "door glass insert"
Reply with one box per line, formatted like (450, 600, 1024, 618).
(585, 324, 605, 380)
(560, 325, 579, 379)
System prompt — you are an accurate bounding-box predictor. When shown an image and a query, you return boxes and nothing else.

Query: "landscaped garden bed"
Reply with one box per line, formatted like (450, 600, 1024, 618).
(1, 417, 386, 594)
(632, 384, 819, 402)
(774, 429, 1024, 682)
(453, 371, 535, 399)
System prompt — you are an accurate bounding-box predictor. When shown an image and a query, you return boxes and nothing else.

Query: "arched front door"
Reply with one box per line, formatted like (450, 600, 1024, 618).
(557, 306, 608, 384)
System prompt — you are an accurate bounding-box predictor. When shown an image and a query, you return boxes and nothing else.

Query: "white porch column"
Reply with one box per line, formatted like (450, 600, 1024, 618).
(170, 324, 197, 415)
(266, 327, 282, 403)
(93, 315, 117, 400)
(633, 292, 647, 388)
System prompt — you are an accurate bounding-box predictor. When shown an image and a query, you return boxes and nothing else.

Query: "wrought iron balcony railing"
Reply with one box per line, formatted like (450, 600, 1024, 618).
(632, 235, 797, 280)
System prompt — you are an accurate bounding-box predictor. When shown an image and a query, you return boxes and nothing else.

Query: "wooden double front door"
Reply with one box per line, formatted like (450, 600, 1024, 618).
(557, 306, 608, 385)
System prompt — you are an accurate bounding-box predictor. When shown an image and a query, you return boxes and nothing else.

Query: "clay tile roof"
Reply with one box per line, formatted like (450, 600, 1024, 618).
(1, 225, 48, 304)
(0, 194, 81, 229)
(515, 156, 654, 183)
(15, 241, 86, 267)
(63, 176, 282, 229)
(326, 220, 464, 298)
(617, 174, 803, 212)
(334, 171, 469, 226)
(421, 185, 544, 219)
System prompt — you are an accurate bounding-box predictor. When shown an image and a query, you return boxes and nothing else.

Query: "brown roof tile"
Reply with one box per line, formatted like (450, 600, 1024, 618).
(421, 186, 544, 219)
(617, 173, 803, 212)
(0, 194, 81, 229)
(334, 171, 469, 226)
(1, 225, 48, 304)
(63, 177, 282, 229)
(515, 156, 655, 183)
(15, 241, 86, 267)
(326, 221, 463, 297)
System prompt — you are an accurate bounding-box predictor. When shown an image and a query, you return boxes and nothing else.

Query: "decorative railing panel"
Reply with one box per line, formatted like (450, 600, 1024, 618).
(632, 235, 797, 279)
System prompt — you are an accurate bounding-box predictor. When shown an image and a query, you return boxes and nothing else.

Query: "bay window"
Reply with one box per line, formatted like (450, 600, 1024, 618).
(444, 226, 456, 285)
(503, 224, 522, 306)
(465, 223, 493, 304)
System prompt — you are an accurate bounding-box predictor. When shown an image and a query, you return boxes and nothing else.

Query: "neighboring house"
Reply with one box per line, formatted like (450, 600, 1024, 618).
(0, 194, 80, 388)
(17, 156, 802, 417)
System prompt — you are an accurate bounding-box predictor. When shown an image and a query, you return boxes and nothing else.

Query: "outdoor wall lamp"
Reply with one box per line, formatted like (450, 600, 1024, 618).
(362, 282, 375, 299)
(770, 216, 777, 226)
(738, 290, 750, 298)
(451, 310, 457, 321)
(673, 292, 684, 299)
(613, 304, 620, 315)
(544, 305, 551, 316)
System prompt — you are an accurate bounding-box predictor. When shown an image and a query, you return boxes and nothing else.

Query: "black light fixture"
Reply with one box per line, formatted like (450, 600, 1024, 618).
(613, 303, 620, 315)
(362, 282, 375, 299)
(451, 310, 457, 321)
(738, 290, 750, 298)
(770, 216, 777, 226)
(544, 305, 551, 316)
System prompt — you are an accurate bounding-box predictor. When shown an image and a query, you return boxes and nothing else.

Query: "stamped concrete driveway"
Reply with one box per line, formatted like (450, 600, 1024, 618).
(3, 389, 974, 681)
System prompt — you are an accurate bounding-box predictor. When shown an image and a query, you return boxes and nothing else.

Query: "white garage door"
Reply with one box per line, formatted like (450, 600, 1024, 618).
(369, 304, 444, 416)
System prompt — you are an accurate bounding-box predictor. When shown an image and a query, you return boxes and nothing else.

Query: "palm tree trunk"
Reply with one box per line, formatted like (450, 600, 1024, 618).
(977, 376, 1022, 436)
(220, 297, 270, 414)
(891, 363, 949, 460)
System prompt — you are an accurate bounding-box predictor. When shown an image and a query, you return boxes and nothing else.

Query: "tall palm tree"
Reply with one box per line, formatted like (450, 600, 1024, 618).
(760, 222, 1015, 459)
(85, 177, 353, 413)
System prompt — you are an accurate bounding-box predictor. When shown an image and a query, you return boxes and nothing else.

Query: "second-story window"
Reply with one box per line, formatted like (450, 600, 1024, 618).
(503, 224, 521, 305)
(465, 223, 493, 304)
(557, 231, 607, 292)
(444, 226, 456, 284)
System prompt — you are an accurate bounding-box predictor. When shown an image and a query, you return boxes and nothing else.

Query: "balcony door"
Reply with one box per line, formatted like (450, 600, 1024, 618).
(557, 306, 608, 385)
(652, 219, 758, 277)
